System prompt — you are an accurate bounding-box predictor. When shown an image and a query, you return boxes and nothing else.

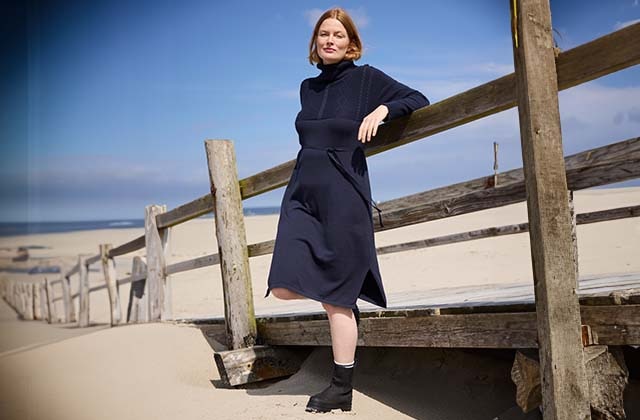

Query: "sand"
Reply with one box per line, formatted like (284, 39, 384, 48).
(0, 186, 638, 419)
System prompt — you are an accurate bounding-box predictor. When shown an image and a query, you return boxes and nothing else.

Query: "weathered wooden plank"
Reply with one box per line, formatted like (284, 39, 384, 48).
(108, 234, 145, 258)
(32, 283, 42, 320)
(255, 305, 640, 348)
(156, 196, 213, 229)
(145, 204, 171, 321)
(85, 253, 101, 266)
(77, 254, 90, 327)
(213, 345, 312, 387)
(60, 274, 76, 323)
(39, 282, 47, 321)
(126, 256, 148, 323)
(165, 253, 220, 276)
(205, 140, 258, 350)
(44, 277, 57, 324)
(64, 263, 79, 279)
(153, 23, 640, 227)
(576, 205, 640, 224)
(376, 204, 639, 255)
(23, 283, 34, 320)
(100, 244, 122, 326)
(510, 1, 590, 416)
(375, 137, 640, 230)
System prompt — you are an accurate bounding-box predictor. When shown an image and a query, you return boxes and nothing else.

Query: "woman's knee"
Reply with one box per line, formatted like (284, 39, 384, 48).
(322, 302, 349, 314)
(271, 287, 300, 300)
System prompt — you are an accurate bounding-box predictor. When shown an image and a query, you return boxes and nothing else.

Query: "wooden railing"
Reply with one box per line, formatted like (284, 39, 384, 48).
(1, 19, 638, 407)
(2, 19, 638, 329)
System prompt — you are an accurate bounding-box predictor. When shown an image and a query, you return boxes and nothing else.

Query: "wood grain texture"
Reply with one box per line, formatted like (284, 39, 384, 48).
(145, 204, 170, 321)
(511, 0, 590, 417)
(45, 277, 57, 324)
(213, 345, 312, 386)
(39, 282, 47, 322)
(374, 137, 640, 230)
(77, 255, 90, 327)
(60, 274, 76, 323)
(254, 304, 640, 348)
(32, 283, 42, 320)
(205, 139, 257, 350)
(127, 256, 148, 323)
(109, 234, 145, 258)
(100, 244, 122, 326)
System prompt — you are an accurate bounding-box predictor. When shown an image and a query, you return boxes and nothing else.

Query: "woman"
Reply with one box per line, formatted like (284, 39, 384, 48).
(264, 7, 429, 413)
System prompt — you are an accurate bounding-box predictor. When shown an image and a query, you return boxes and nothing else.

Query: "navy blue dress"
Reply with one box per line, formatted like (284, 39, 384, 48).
(264, 59, 430, 310)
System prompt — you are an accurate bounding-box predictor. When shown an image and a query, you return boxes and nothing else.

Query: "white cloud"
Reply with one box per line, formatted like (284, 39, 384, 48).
(613, 18, 640, 30)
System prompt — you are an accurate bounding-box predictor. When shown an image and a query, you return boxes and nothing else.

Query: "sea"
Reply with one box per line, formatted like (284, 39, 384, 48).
(0, 206, 280, 237)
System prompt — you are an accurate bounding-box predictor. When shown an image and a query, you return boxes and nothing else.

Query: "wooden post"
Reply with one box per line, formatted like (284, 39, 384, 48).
(100, 244, 122, 326)
(509, 1, 591, 418)
(32, 283, 42, 320)
(205, 139, 257, 350)
(17, 283, 25, 319)
(39, 281, 47, 321)
(127, 256, 148, 323)
(44, 277, 56, 323)
(77, 254, 90, 327)
(24, 283, 34, 320)
(144, 204, 171, 321)
(60, 275, 76, 323)
(568, 190, 579, 288)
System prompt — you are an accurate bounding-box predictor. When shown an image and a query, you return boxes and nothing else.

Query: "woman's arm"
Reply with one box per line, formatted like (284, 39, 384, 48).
(368, 65, 430, 122)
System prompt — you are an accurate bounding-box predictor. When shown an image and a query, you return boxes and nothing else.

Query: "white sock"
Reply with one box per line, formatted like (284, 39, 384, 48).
(334, 360, 354, 368)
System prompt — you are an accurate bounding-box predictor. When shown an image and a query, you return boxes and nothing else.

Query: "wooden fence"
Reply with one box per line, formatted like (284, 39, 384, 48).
(1, 6, 639, 418)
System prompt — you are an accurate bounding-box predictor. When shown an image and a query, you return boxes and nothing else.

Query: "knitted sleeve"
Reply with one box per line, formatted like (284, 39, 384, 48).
(368, 65, 430, 122)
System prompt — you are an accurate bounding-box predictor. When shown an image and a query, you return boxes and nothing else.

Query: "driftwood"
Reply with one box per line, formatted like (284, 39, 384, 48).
(511, 346, 629, 418)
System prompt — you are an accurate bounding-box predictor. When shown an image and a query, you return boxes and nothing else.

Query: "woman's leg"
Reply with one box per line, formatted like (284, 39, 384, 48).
(270, 287, 307, 300)
(305, 302, 357, 413)
(321, 302, 358, 363)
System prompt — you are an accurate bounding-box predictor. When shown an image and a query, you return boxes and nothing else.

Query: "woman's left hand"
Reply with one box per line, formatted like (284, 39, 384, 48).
(358, 105, 389, 143)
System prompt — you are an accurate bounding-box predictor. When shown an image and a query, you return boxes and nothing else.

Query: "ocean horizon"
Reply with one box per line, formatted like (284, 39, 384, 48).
(0, 206, 281, 237)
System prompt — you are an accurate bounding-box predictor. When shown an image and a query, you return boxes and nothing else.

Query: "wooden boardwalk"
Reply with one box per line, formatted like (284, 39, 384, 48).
(180, 272, 640, 351)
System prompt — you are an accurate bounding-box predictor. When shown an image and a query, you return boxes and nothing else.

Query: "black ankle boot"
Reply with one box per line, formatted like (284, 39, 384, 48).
(305, 360, 355, 413)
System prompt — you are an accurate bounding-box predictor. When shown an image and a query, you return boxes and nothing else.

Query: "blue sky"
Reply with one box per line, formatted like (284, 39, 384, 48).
(1, 0, 639, 222)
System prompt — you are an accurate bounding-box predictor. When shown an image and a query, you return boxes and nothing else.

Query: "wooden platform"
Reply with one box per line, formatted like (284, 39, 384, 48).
(176, 272, 640, 350)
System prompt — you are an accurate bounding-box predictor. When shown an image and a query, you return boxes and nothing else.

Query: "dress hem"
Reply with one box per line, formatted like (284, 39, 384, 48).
(265, 281, 387, 309)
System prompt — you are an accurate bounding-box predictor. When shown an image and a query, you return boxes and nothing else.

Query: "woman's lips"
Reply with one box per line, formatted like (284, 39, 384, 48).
(324, 48, 335, 52)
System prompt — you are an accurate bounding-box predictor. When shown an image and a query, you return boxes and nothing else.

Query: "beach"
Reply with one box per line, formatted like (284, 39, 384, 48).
(0, 186, 638, 419)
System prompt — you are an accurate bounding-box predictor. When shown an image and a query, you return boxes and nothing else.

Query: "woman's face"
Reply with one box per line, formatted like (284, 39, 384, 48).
(316, 18, 351, 65)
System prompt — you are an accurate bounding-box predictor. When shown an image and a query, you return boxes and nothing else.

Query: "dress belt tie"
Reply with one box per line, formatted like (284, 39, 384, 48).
(326, 148, 384, 228)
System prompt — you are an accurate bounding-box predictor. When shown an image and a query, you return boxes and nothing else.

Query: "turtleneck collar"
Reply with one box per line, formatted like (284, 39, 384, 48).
(316, 59, 356, 82)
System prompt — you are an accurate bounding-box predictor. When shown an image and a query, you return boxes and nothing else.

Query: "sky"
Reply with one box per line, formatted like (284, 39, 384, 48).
(1, 0, 639, 222)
